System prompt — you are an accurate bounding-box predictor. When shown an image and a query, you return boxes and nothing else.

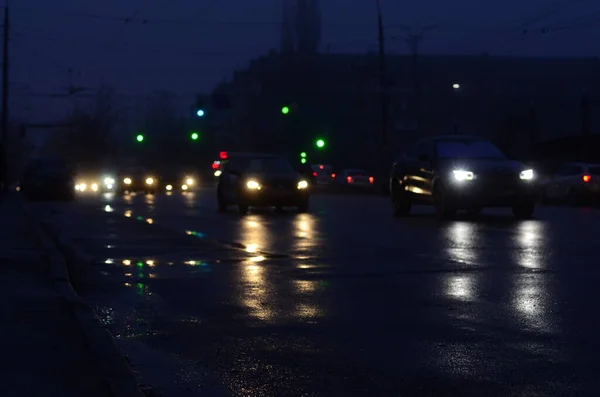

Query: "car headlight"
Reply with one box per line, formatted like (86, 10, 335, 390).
(185, 177, 194, 185)
(297, 180, 308, 189)
(519, 169, 535, 180)
(145, 177, 154, 185)
(246, 180, 260, 189)
(123, 177, 131, 185)
(452, 170, 474, 181)
(91, 183, 99, 191)
(166, 184, 173, 191)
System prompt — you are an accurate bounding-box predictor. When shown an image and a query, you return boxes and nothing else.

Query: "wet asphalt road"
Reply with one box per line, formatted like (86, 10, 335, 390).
(31, 189, 600, 396)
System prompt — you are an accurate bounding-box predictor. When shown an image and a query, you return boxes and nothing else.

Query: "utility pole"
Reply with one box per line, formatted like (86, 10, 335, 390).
(376, 0, 388, 193)
(401, 25, 436, 133)
(0, 3, 8, 192)
(581, 88, 590, 136)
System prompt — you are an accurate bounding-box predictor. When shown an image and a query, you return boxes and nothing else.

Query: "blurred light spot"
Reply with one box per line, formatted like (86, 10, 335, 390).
(298, 264, 314, 269)
(294, 280, 317, 293)
(214, 170, 222, 177)
(146, 260, 155, 266)
(124, 283, 131, 287)
(104, 258, 114, 264)
(124, 210, 132, 217)
(446, 275, 474, 301)
(515, 221, 544, 269)
(146, 218, 153, 224)
(445, 222, 478, 265)
(250, 255, 265, 262)
(246, 244, 258, 253)
(106, 245, 113, 248)
(185, 260, 197, 265)
(122, 259, 131, 266)
(186, 230, 193, 235)
(247, 221, 259, 228)
(125, 273, 132, 277)
(104, 205, 113, 212)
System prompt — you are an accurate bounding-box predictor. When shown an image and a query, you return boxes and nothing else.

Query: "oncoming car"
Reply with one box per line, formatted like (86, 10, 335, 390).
(217, 153, 310, 213)
(390, 136, 538, 219)
(118, 167, 157, 194)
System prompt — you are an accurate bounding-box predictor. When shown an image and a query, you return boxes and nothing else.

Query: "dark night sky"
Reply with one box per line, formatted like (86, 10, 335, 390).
(8, 0, 600, 123)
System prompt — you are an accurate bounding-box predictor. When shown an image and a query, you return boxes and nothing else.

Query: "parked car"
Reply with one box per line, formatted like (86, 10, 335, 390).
(21, 158, 75, 200)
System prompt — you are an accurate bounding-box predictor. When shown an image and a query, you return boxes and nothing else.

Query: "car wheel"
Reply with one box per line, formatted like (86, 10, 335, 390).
(433, 183, 456, 219)
(391, 181, 411, 217)
(297, 200, 309, 213)
(237, 203, 249, 214)
(217, 187, 227, 212)
(512, 202, 535, 219)
(567, 189, 580, 206)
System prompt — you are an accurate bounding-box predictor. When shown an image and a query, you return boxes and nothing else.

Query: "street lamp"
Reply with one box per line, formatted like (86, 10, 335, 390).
(452, 83, 461, 134)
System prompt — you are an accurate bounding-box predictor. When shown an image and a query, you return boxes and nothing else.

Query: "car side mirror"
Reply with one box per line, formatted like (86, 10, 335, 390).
(417, 154, 429, 162)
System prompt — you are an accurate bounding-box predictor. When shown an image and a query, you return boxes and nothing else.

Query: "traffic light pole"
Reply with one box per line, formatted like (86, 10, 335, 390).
(376, 0, 388, 194)
(0, 4, 9, 192)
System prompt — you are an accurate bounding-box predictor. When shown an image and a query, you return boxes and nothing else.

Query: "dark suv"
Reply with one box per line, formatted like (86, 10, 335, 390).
(390, 136, 539, 219)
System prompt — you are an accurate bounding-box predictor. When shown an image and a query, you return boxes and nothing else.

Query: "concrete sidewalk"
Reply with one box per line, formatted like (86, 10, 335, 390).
(0, 194, 109, 397)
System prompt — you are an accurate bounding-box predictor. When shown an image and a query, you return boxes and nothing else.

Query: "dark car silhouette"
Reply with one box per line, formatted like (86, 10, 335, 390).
(389, 135, 539, 219)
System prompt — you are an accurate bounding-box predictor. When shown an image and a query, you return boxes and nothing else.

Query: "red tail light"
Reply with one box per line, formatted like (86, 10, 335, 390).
(347, 176, 353, 183)
(211, 163, 219, 169)
(583, 174, 591, 182)
(313, 172, 317, 177)
(331, 173, 336, 178)
(219, 151, 228, 159)
(319, 165, 324, 169)
(369, 176, 374, 183)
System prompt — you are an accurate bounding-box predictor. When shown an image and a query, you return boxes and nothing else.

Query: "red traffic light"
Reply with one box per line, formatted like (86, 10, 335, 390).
(219, 151, 228, 159)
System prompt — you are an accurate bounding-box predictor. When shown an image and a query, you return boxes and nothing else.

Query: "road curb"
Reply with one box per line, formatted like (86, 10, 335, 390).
(17, 196, 147, 397)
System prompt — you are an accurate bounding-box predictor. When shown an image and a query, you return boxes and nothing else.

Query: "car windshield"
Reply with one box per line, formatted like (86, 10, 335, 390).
(588, 167, 600, 175)
(246, 157, 293, 173)
(437, 140, 506, 159)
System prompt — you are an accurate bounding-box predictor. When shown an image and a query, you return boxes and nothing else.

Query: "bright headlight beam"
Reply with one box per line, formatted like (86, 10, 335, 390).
(520, 169, 535, 180)
(452, 170, 474, 181)
(145, 177, 154, 185)
(297, 180, 308, 189)
(246, 180, 260, 189)
(123, 178, 131, 184)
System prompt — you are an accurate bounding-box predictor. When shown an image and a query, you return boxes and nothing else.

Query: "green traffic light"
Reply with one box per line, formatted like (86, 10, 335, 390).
(281, 106, 289, 114)
(136, 134, 144, 142)
(191, 132, 199, 140)
(300, 152, 307, 158)
(316, 139, 325, 148)
(301, 158, 307, 164)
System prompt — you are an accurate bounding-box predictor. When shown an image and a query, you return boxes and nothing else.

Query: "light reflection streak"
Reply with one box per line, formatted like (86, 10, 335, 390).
(293, 214, 316, 252)
(445, 275, 474, 302)
(292, 279, 322, 319)
(240, 222, 274, 321)
(444, 222, 478, 265)
(241, 263, 273, 321)
(512, 277, 555, 333)
(514, 221, 544, 269)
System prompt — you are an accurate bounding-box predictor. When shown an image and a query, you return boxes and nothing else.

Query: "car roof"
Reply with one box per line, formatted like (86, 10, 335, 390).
(226, 152, 281, 158)
(429, 135, 487, 142)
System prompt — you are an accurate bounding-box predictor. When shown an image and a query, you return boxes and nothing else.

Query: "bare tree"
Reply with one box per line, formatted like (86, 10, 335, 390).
(41, 84, 119, 167)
